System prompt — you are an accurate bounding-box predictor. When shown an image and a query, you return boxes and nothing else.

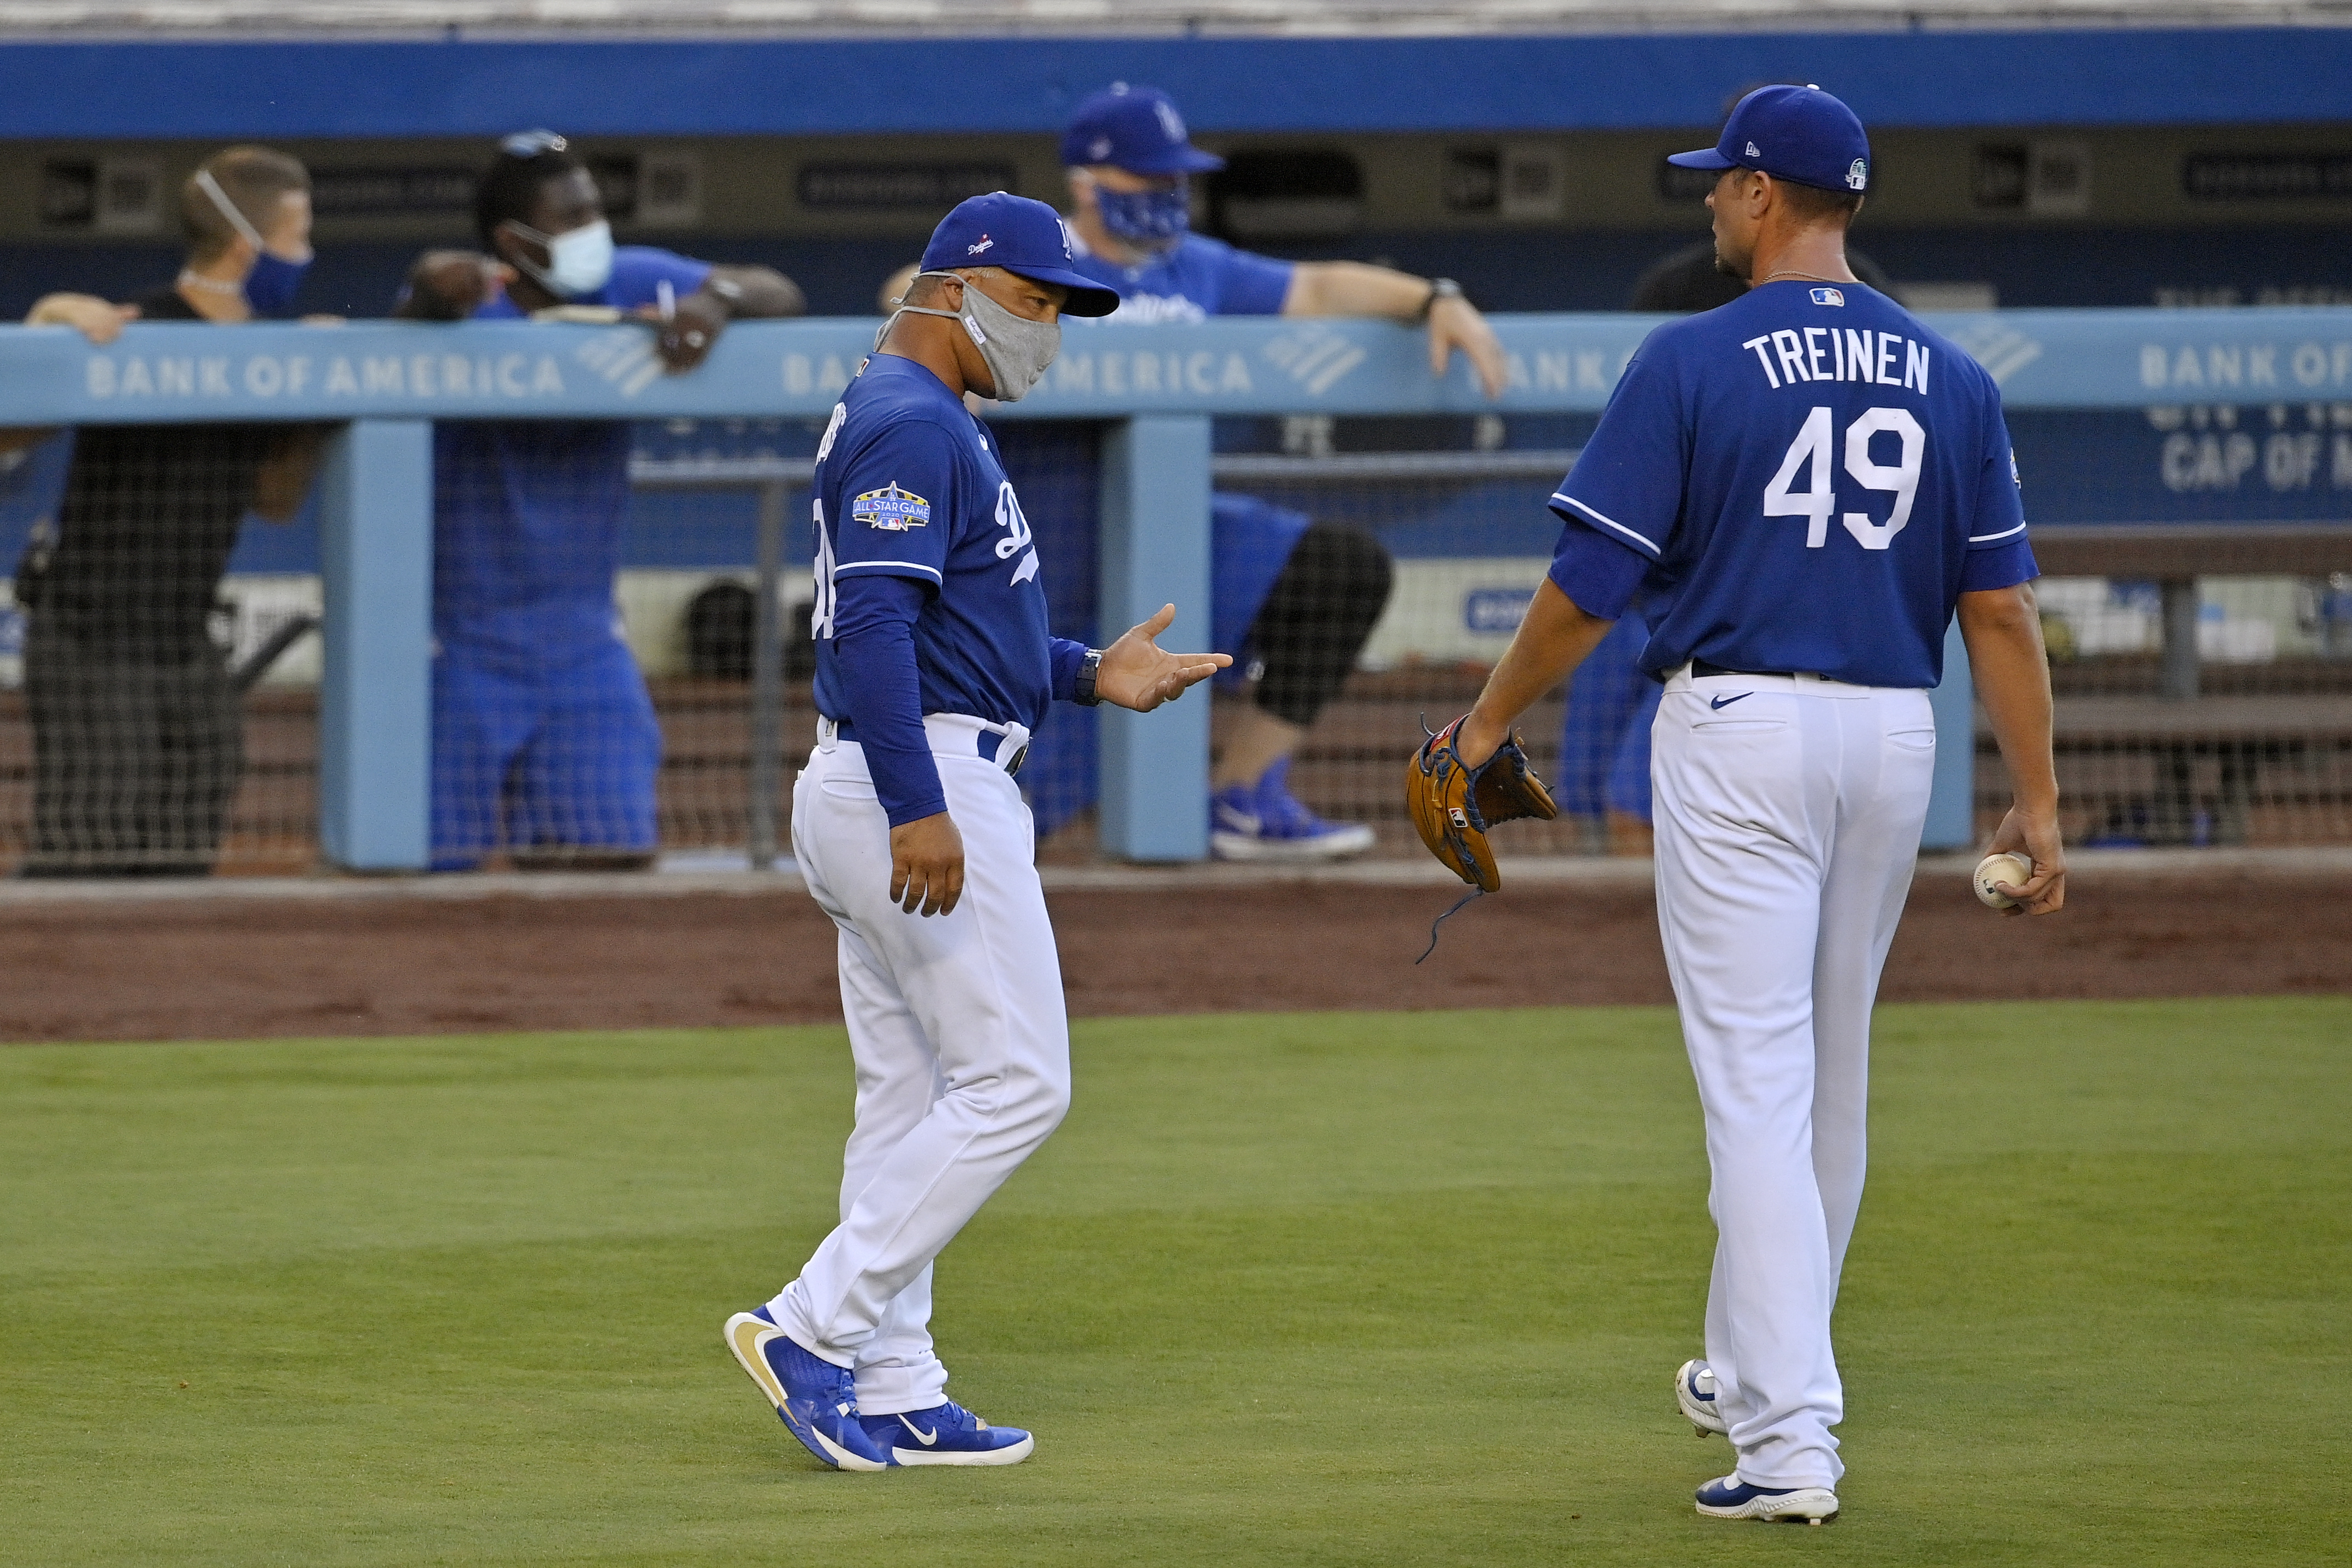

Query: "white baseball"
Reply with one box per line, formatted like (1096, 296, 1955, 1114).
(1974, 852, 2034, 910)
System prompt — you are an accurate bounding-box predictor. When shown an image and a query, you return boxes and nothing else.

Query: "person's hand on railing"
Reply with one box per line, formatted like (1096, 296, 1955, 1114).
(25, 293, 138, 345)
(634, 289, 730, 374)
(1094, 604, 1232, 712)
(398, 251, 508, 321)
(1428, 292, 1509, 400)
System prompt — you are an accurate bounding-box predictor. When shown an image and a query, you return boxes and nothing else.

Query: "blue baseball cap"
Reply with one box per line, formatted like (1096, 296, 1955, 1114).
(917, 191, 1122, 317)
(1059, 82, 1226, 176)
(1668, 84, 1871, 196)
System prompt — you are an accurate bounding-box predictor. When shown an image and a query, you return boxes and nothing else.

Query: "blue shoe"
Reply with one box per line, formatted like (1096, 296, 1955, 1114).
(1675, 1358, 1727, 1437)
(859, 1399, 1035, 1467)
(1210, 758, 1375, 862)
(1694, 1474, 1839, 1523)
(723, 1308, 893, 1471)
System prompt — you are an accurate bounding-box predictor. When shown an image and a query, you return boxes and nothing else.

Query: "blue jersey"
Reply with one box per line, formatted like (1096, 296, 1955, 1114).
(811, 354, 1056, 731)
(1550, 281, 2034, 688)
(432, 247, 713, 662)
(1063, 230, 1294, 323)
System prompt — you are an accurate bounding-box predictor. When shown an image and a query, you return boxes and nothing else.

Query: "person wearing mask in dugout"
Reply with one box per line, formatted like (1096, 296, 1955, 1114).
(883, 83, 1511, 861)
(4, 145, 328, 876)
(396, 130, 804, 871)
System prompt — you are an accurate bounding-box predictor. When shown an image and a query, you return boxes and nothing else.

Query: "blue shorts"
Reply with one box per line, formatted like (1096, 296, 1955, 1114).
(431, 634, 662, 870)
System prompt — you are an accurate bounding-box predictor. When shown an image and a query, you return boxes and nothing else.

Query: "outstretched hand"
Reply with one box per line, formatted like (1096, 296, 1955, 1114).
(1095, 605, 1231, 712)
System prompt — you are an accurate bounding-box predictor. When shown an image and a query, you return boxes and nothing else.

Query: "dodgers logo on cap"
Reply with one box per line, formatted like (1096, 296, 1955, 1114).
(1668, 84, 1872, 198)
(1058, 83, 1228, 176)
(917, 191, 1123, 316)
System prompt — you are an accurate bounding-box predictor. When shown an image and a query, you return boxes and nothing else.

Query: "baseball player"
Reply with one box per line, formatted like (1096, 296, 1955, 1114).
(724, 193, 1228, 1470)
(1429, 86, 2065, 1520)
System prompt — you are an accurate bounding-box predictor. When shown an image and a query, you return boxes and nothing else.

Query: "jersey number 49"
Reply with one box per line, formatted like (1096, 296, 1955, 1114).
(1764, 405, 1925, 552)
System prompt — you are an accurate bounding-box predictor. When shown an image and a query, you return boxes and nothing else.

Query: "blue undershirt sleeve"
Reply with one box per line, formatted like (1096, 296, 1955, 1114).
(1546, 518, 1648, 621)
(1048, 636, 1090, 703)
(831, 573, 947, 827)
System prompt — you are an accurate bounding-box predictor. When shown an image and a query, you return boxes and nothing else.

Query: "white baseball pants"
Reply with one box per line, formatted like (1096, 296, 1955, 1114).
(1650, 665, 1937, 1490)
(769, 714, 1070, 1416)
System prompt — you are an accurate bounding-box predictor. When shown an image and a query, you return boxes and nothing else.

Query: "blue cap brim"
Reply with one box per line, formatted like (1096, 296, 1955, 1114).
(1003, 265, 1123, 317)
(1667, 147, 1738, 170)
(1107, 145, 1226, 176)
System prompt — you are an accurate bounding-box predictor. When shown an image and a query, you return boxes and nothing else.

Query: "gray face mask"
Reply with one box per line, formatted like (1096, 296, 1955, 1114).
(876, 270, 1061, 402)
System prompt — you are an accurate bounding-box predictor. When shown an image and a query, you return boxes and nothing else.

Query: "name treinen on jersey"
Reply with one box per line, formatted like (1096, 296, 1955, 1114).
(1742, 327, 1931, 395)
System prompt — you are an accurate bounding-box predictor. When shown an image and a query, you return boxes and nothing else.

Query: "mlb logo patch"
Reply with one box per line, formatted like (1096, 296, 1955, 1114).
(1810, 287, 1846, 306)
(852, 483, 931, 532)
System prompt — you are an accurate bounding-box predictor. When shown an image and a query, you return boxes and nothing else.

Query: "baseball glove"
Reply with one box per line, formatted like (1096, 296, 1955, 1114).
(1407, 715, 1560, 893)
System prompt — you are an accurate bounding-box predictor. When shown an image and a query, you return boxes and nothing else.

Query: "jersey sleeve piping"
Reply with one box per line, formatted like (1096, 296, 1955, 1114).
(1551, 493, 1663, 557)
(834, 559, 944, 583)
(1968, 520, 2028, 544)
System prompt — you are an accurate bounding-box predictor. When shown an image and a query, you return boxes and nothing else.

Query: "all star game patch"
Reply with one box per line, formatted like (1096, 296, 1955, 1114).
(852, 483, 932, 532)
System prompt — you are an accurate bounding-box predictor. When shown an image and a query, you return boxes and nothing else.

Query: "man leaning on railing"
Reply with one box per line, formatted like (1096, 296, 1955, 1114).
(394, 129, 803, 872)
(4, 145, 328, 878)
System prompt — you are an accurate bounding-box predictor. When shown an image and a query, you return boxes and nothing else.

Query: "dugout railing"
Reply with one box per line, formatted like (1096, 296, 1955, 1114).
(0, 308, 2345, 872)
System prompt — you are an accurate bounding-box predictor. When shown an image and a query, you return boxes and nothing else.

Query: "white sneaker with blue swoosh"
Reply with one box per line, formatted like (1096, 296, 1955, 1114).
(1694, 1474, 1839, 1524)
(1675, 1357, 1728, 1436)
(859, 1399, 1034, 1466)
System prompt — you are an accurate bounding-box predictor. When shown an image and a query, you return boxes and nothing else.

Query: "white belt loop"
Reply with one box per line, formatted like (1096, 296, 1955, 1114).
(817, 715, 840, 752)
(921, 712, 1032, 774)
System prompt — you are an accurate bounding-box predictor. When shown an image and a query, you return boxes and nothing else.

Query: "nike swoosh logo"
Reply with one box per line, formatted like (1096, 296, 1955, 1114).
(899, 1416, 939, 1445)
(1709, 693, 1753, 710)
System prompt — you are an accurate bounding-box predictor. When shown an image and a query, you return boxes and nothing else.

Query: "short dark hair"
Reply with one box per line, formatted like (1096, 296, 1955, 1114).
(473, 133, 586, 248)
(1736, 166, 1864, 224)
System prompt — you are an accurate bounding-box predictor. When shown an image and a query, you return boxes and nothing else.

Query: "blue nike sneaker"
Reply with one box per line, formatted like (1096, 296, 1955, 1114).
(859, 1399, 1035, 1467)
(722, 1308, 892, 1472)
(1694, 1474, 1839, 1524)
(1675, 1358, 1728, 1436)
(1210, 758, 1375, 862)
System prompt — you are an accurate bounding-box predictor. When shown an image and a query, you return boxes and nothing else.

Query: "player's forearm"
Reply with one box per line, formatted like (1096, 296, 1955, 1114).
(1958, 584, 2059, 811)
(702, 266, 804, 320)
(1461, 580, 1613, 759)
(1284, 262, 1437, 321)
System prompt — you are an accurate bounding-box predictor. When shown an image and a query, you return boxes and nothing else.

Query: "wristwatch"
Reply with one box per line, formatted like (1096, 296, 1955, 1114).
(1074, 647, 1105, 707)
(1418, 277, 1465, 320)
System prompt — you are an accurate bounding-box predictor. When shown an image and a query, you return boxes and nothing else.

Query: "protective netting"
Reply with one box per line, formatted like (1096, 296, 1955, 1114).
(0, 427, 322, 876)
(0, 401, 2345, 874)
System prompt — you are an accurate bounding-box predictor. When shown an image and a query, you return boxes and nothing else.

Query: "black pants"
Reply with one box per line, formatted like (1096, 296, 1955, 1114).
(21, 620, 243, 877)
(1243, 523, 1395, 728)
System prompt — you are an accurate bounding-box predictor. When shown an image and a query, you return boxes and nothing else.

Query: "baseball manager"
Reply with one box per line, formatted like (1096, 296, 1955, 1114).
(725, 192, 1228, 1472)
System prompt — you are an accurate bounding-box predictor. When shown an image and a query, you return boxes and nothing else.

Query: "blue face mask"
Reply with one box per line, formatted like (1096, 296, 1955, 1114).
(242, 249, 311, 317)
(1094, 180, 1190, 252)
(192, 166, 313, 317)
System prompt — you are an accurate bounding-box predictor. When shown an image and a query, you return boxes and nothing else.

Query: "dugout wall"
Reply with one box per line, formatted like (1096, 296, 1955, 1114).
(0, 307, 2348, 873)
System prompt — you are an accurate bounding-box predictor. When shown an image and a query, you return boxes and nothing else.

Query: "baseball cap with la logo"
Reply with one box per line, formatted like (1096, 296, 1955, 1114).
(1058, 83, 1228, 175)
(1668, 84, 1871, 195)
(917, 190, 1123, 316)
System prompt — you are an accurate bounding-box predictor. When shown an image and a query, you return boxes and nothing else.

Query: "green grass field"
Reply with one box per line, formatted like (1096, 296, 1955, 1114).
(3, 998, 2346, 1566)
